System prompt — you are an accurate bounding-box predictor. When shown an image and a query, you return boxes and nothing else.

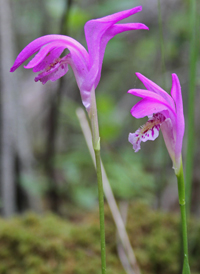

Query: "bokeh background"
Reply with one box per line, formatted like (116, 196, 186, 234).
(0, 0, 200, 273)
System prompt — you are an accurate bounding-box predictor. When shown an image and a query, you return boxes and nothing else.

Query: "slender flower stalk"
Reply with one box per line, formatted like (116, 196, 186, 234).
(10, 7, 148, 274)
(176, 162, 191, 274)
(89, 87, 106, 273)
(128, 73, 190, 273)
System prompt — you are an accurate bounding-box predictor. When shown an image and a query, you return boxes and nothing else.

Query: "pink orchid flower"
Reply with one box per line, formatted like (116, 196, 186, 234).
(10, 6, 148, 112)
(128, 73, 185, 173)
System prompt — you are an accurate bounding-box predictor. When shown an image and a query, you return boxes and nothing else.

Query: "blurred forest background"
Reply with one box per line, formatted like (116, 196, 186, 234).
(0, 0, 200, 273)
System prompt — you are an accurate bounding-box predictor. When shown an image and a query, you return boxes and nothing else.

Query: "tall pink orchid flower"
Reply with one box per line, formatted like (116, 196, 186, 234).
(128, 73, 185, 174)
(10, 6, 148, 112)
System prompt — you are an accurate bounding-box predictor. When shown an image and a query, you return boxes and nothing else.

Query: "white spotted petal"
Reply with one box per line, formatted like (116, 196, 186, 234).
(129, 113, 163, 152)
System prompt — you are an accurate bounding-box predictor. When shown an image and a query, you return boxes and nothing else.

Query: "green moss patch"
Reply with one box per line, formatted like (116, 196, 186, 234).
(0, 203, 200, 274)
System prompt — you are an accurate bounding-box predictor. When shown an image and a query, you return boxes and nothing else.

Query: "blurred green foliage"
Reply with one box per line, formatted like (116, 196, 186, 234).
(20, 173, 49, 197)
(1, 203, 200, 274)
(104, 149, 155, 201)
(68, 6, 90, 31)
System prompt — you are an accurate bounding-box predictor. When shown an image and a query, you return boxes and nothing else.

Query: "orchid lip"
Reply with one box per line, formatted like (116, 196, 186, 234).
(129, 113, 165, 152)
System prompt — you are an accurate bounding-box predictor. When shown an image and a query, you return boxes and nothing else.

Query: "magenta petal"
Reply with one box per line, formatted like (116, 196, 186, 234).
(35, 62, 68, 84)
(171, 74, 184, 123)
(92, 23, 148, 88)
(128, 88, 169, 102)
(130, 98, 168, 118)
(160, 118, 176, 163)
(128, 88, 176, 117)
(96, 6, 143, 23)
(32, 48, 65, 73)
(24, 43, 65, 70)
(84, 6, 148, 89)
(135, 72, 175, 109)
(11, 35, 91, 93)
(171, 74, 185, 161)
(10, 35, 89, 72)
(10, 35, 60, 72)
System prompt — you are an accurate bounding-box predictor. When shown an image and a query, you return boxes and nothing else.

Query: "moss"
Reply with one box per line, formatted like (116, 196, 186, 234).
(125, 203, 180, 274)
(0, 204, 199, 273)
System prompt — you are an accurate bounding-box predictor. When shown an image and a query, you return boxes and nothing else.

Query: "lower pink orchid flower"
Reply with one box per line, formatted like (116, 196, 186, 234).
(10, 6, 148, 112)
(128, 73, 185, 174)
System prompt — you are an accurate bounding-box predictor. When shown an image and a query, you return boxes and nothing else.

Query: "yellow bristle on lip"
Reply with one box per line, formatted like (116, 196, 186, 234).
(139, 116, 162, 135)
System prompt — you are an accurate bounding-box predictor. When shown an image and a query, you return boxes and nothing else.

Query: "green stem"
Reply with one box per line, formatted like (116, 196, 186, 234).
(95, 149, 106, 274)
(89, 87, 106, 274)
(176, 162, 191, 274)
(185, 0, 197, 214)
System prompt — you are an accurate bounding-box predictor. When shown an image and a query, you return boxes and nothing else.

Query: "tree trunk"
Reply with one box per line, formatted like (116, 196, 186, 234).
(0, 0, 16, 217)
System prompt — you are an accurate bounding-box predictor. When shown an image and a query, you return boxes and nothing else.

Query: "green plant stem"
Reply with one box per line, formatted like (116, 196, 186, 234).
(95, 149, 106, 274)
(176, 162, 190, 274)
(185, 0, 197, 214)
(89, 86, 106, 274)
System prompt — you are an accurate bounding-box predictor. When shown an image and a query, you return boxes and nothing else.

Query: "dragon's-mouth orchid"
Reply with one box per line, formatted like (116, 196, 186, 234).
(10, 6, 148, 112)
(128, 73, 185, 174)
